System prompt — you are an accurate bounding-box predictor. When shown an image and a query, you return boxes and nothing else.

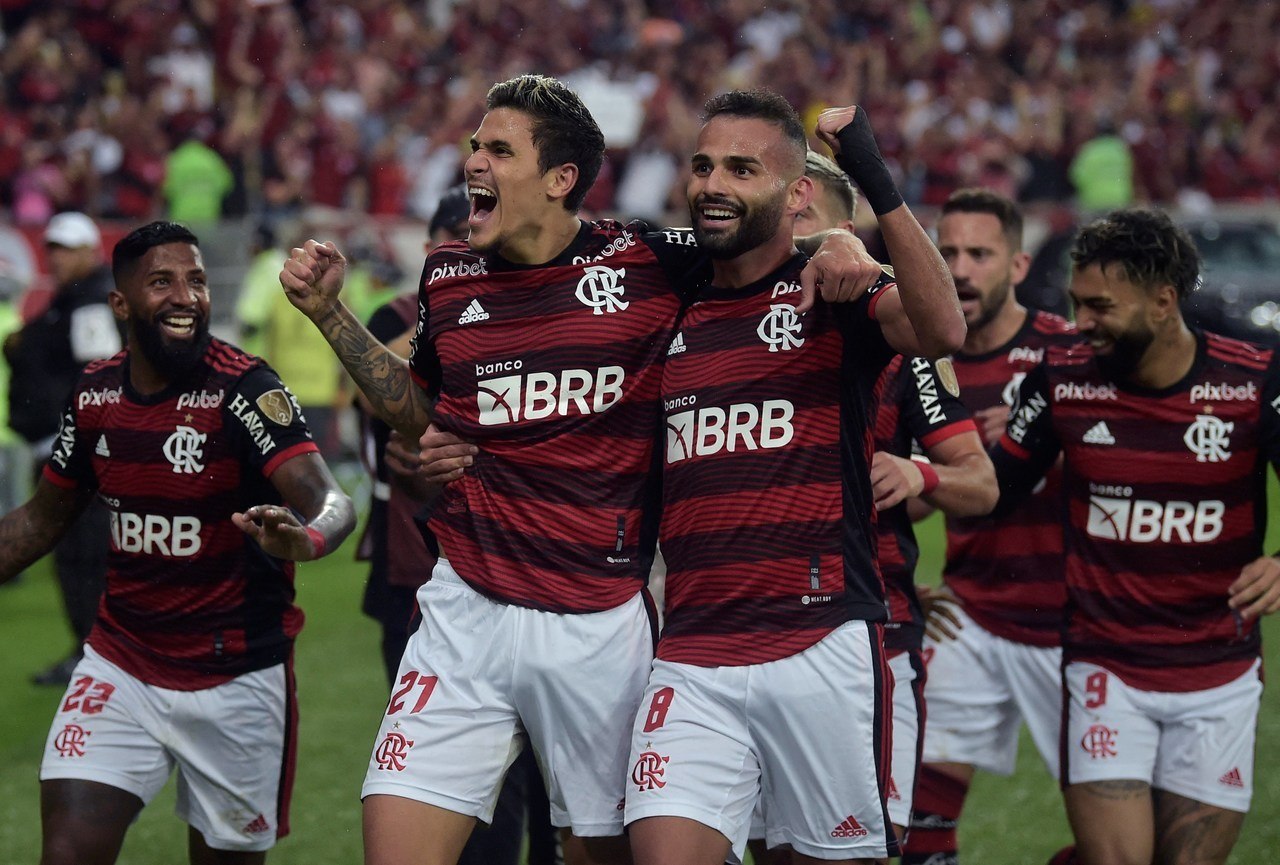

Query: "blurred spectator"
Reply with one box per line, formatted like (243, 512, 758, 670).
(161, 128, 235, 223)
(2, 212, 121, 685)
(2, 0, 1280, 222)
(1069, 119, 1135, 212)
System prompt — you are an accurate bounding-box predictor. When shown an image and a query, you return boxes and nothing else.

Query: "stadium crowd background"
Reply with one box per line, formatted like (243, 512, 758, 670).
(2, 0, 1280, 233)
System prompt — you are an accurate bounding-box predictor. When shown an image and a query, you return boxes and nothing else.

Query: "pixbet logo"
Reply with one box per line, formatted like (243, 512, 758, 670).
(1054, 382, 1118, 401)
(176, 389, 224, 411)
(1189, 381, 1257, 404)
(78, 387, 123, 410)
(1086, 496, 1224, 543)
(428, 260, 487, 284)
(477, 365, 624, 426)
(665, 399, 794, 464)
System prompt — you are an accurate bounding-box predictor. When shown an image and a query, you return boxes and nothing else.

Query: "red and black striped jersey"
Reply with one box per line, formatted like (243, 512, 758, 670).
(874, 355, 977, 653)
(993, 331, 1280, 691)
(944, 310, 1078, 646)
(657, 253, 896, 666)
(43, 338, 319, 690)
(409, 220, 708, 613)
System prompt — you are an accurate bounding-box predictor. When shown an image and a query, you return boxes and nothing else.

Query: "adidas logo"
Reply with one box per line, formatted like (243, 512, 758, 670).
(243, 813, 271, 834)
(458, 299, 490, 325)
(95, 435, 111, 457)
(830, 815, 868, 838)
(1082, 421, 1115, 445)
(667, 332, 686, 355)
(1219, 767, 1244, 788)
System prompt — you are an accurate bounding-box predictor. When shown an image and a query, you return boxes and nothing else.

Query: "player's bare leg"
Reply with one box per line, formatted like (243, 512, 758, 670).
(40, 779, 142, 865)
(363, 795, 477, 865)
(1063, 780, 1154, 865)
(562, 830, 633, 865)
(1152, 789, 1244, 865)
(187, 828, 266, 865)
(630, 815, 732, 865)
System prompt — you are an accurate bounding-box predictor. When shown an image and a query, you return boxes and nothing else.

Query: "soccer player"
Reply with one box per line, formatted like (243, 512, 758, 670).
(740, 154, 996, 865)
(0, 221, 356, 865)
(624, 91, 963, 865)
(902, 189, 1078, 865)
(279, 74, 882, 865)
(991, 207, 1280, 865)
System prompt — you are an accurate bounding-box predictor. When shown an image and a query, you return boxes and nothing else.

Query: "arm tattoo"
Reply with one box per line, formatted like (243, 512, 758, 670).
(315, 303, 430, 438)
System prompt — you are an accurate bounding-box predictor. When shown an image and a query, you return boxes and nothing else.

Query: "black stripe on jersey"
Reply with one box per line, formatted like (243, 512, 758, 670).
(1067, 634, 1260, 669)
(658, 594, 853, 638)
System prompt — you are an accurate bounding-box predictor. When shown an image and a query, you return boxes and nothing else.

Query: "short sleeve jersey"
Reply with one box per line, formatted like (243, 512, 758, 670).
(408, 220, 708, 613)
(994, 331, 1280, 691)
(43, 338, 319, 690)
(873, 355, 977, 652)
(657, 254, 897, 667)
(944, 310, 1078, 646)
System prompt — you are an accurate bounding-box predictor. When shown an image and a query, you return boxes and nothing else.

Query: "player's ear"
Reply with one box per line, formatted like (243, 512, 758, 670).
(788, 175, 815, 216)
(545, 162, 580, 206)
(1151, 282, 1179, 322)
(108, 289, 129, 322)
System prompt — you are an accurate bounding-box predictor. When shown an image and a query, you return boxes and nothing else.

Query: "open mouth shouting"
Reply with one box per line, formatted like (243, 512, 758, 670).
(469, 184, 498, 227)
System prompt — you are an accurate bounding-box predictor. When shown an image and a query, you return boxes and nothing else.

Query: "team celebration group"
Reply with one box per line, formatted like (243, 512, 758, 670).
(2, 71, 1278, 865)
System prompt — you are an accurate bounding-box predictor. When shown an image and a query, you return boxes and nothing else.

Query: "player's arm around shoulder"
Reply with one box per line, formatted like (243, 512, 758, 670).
(0, 478, 95, 585)
(816, 105, 964, 357)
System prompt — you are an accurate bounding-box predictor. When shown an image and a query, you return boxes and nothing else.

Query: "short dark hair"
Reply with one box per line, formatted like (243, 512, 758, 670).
(113, 221, 199, 286)
(702, 89, 807, 176)
(941, 188, 1024, 251)
(804, 151, 856, 221)
(1070, 207, 1201, 300)
(485, 74, 604, 213)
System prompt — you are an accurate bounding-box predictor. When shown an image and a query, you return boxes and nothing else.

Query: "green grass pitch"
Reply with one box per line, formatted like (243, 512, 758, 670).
(1, 476, 1277, 863)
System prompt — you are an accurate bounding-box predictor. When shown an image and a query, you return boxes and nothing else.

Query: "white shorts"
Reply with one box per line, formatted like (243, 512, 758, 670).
(40, 645, 293, 852)
(361, 559, 655, 836)
(1062, 660, 1261, 812)
(624, 621, 895, 862)
(921, 605, 1061, 778)
(886, 649, 926, 828)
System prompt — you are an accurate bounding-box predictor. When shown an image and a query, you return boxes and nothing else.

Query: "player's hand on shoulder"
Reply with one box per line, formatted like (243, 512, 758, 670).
(796, 230, 881, 315)
(232, 505, 316, 561)
(415, 424, 477, 485)
(973, 405, 1010, 447)
(871, 450, 924, 511)
(1228, 555, 1280, 621)
(278, 239, 347, 320)
(919, 584, 964, 642)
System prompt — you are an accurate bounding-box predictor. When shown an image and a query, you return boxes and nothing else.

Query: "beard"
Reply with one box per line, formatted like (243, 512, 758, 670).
(1093, 321, 1155, 381)
(964, 277, 1012, 333)
(691, 193, 787, 260)
(132, 314, 211, 383)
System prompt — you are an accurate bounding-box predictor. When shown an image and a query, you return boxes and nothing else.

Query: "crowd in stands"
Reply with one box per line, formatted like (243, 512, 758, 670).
(2, 0, 1279, 229)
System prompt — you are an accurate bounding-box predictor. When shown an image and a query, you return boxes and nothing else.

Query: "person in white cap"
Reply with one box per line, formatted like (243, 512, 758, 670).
(2, 211, 123, 685)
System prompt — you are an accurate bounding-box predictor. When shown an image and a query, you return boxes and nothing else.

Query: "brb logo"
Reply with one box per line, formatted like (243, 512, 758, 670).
(476, 363, 624, 426)
(757, 304, 804, 352)
(665, 398, 794, 463)
(1183, 414, 1234, 463)
(1086, 495, 1224, 543)
(576, 265, 629, 315)
(163, 425, 206, 474)
(631, 751, 669, 791)
(111, 513, 203, 556)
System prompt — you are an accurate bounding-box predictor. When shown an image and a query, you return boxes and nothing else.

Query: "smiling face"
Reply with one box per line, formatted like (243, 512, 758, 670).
(936, 210, 1029, 335)
(112, 242, 211, 383)
(463, 107, 577, 262)
(1069, 262, 1160, 379)
(687, 115, 810, 260)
